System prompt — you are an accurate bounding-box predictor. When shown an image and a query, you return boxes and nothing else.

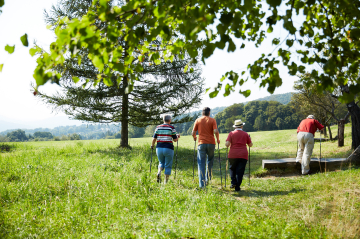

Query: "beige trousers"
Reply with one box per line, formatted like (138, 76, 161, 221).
(296, 132, 314, 175)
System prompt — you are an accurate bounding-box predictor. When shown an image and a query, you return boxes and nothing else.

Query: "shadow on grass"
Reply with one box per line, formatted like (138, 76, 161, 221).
(232, 188, 306, 198)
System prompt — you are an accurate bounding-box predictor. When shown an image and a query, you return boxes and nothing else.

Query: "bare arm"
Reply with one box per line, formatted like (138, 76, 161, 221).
(225, 141, 230, 148)
(214, 129, 220, 144)
(192, 131, 197, 141)
(151, 138, 156, 148)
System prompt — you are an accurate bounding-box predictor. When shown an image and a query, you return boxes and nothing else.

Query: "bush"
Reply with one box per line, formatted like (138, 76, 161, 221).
(0, 143, 13, 152)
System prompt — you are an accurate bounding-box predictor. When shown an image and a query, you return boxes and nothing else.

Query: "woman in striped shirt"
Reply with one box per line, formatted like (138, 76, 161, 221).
(151, 115, 180, 183)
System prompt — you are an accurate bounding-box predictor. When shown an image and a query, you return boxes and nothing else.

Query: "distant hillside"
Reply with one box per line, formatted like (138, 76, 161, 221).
(0, 124, 120, 140)
(190, 106, 227, 118)
(252, 92, 293, 105)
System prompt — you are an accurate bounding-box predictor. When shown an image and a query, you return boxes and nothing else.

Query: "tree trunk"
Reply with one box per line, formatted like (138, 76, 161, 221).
(338, 119, 345, 147)
(327, 124, 332, 140)
(120, 76, 129, 148)
(340, 85, 360, 149)
(323, 124, 327, 137)
(347, 101, 360, 149)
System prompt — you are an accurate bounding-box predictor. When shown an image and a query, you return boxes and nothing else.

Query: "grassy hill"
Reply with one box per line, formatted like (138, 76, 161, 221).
(1, 124, 359, 238)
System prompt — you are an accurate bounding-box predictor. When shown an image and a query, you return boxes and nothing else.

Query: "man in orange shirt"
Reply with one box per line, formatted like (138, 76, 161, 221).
(192, 107, 220, 188)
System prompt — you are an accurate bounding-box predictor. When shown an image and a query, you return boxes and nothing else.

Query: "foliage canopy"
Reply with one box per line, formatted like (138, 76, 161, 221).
(28, 0, 360, 104)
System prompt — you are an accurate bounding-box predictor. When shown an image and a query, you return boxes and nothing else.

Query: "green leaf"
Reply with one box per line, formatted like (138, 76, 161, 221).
(184, 64, 189, 73)
(286, 39, 294, 47)
(219, 12, 233, 25)
(92, 55, 104, 72)
(239, 89, 251, 97)
(29, 47, 41, 56)
(240, 43, 245, 49)
(5, 45, 15, 54)
(125, 85, 133, 94)
(272, 38, 280, 45)
(209, 90, 219, 98)
(224, 84, 231, 97)
(72, 76, 80, 83)
(350, 29, 360, 39)
(267, 0, 282, 7)
(0, 0, 4, 7)
(103, 77, 113, 86)
(20, 34, 29, 47)
(227, 39, 236, 52)
(0, 64, 3, 72)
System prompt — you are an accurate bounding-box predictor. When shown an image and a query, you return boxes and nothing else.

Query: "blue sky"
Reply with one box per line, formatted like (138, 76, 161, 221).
(0, 0, 298, 125)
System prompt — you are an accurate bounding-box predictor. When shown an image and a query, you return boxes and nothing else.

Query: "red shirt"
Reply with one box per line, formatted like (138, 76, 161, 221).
(193, 116, 218, 145)
(297, 118, 324, 136)
(226, 129, 252, 160)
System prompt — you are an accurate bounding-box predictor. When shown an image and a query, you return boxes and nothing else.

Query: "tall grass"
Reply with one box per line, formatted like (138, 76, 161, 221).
(0, 126, 359, 238)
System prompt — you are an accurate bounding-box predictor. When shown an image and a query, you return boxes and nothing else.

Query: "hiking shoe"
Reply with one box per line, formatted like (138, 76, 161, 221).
(230, 184, 236, 189)
(157, 174, 161, 183)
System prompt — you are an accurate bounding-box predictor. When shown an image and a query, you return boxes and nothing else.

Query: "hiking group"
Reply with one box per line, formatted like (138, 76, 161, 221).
(151, 107, 253, 191)
(150, 108, 324, 190)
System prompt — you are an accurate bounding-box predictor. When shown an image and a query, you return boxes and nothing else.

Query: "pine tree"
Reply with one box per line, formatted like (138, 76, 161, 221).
(38, 0, 204, 147)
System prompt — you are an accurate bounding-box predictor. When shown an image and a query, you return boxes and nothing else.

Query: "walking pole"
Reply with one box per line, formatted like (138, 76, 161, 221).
(319, 130, 322, 172)
(248, 134, 251, 186)
(193, 140, 196, 179)
(218, 143, 223, 188)
(225, 147, 228, 188)
(150, 147, 153, 173)
(175, 140, 178, 179)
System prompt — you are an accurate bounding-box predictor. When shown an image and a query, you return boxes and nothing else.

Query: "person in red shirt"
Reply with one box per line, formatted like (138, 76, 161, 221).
(225, 119, 253, 191)
(296, 115, 324, 175)
(192, 107, 220, 188)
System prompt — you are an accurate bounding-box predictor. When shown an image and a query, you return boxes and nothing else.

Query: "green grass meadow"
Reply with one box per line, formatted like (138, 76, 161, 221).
(1, 125, 359, 238)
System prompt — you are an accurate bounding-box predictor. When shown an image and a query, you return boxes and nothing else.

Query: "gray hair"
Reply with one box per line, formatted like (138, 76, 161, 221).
(163, 115, 172, 122)
(307, 115, 315, 119)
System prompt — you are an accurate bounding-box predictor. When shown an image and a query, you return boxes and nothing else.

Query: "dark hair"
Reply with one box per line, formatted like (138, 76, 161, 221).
(202, 107, 210, 116)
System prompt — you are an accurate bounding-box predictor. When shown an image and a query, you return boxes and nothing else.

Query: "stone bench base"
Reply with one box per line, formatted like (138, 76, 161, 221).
(262, 158, 350, 172)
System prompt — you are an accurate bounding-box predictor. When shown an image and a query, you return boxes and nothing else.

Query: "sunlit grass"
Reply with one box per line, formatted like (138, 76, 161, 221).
(0, 124, 358, 238)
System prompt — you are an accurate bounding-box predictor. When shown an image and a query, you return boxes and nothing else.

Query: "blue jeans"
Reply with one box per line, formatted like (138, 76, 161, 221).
(197, 144, 215, 188)
(156, 147, 174, 175)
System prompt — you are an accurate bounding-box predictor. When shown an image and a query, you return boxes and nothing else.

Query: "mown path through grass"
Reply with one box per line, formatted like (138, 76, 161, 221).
(1, 126, 359, 238)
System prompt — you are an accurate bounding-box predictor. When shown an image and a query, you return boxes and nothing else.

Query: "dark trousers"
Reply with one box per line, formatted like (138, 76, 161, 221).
(229, 158, 247, 191)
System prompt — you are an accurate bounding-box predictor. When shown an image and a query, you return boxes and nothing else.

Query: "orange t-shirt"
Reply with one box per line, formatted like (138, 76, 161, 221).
(193, 116, 218, 145)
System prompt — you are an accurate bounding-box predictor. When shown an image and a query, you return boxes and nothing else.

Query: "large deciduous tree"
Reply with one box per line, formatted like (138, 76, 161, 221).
(38, 0, 204, 147)
(30, 0, 360, 148)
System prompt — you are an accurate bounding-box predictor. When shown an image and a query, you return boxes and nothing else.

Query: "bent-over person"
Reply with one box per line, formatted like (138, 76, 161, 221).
(225, 119, 253, 192)
(151, 115, 180, 183)
(296, 115, 324, 175)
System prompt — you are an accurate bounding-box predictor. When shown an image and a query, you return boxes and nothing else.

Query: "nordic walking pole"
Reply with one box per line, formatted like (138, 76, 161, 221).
(319, 130, 322, 172)
(248, 134, 251, 186)
(175, 140, 178, 179)
(225, 147, 228, 188)
(193, 139, 196, 179)
(150, 147, 153, 173)
(218, 143, 223, 188)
